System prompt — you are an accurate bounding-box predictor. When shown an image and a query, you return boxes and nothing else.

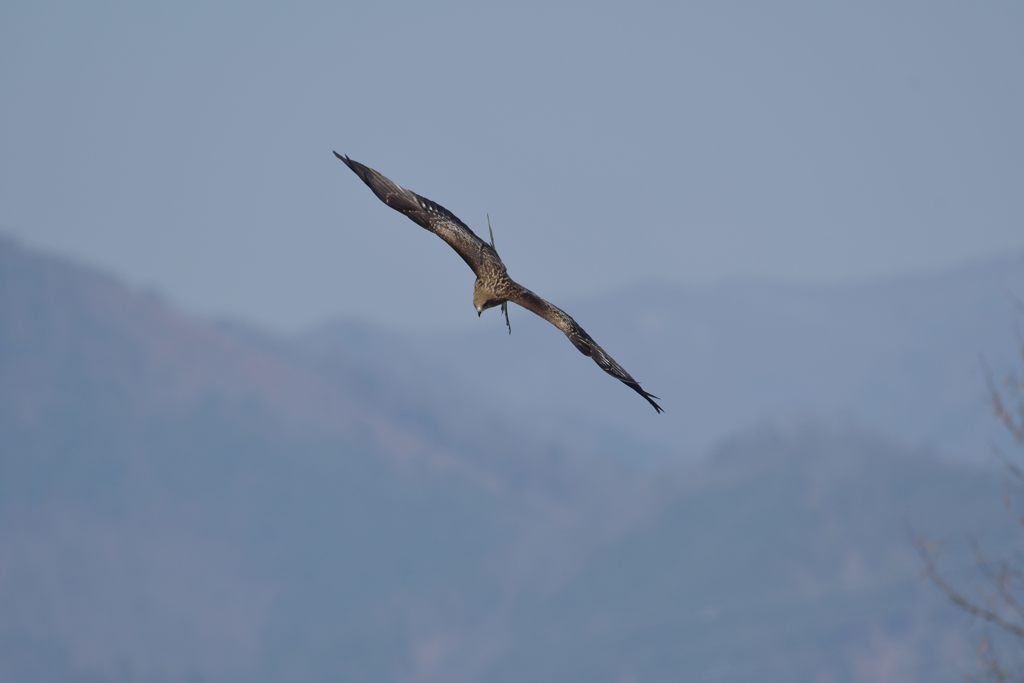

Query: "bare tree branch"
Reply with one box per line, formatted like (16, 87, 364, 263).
(970, 539, 1024, 624)
(920, 315, 1024, 680)
(916, 538, 1024, 640)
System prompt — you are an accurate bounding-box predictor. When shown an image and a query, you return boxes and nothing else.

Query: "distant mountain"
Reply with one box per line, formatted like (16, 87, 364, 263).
(0, 232, 414, 457)
(474, 427, 1010, 682)
(0, 233, 588, 493)
(0, 233, 615, 682)
(0, 233, 1017, 682)
(332, 249, 1024, 460)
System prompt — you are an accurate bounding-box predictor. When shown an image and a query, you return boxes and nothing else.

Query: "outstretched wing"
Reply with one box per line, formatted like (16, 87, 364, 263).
(335, 153, 499, 275)
(510, 287, 663, 413)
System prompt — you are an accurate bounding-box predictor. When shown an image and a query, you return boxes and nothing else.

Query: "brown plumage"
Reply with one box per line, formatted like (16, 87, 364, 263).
(334, 152, 663, 413)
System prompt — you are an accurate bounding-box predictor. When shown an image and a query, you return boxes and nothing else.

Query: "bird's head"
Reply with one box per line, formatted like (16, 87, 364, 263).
(473, 279, 501, 317)
(475, 298, 501, 317)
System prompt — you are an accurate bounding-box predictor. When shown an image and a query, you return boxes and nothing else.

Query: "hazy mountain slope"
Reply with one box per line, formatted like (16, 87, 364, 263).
(0, 233, 594, 489)
(0, 234, 625, 682)
(395, 251, 1024, 460)
(1, 234, 1018, 682)
(0, 233, 435, 462)
(466, 429, 1011, 683)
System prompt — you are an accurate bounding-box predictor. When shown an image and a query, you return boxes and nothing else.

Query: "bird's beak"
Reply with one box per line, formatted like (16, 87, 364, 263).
(477, 310, 482, 317)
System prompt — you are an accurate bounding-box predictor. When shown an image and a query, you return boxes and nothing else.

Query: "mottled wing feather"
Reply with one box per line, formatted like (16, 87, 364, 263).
(511, 288, 663, 413)
(335, 153, 498, 275)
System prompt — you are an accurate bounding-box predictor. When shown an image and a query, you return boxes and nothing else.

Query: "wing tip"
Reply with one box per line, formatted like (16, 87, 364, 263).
(630, 383, 664, 413)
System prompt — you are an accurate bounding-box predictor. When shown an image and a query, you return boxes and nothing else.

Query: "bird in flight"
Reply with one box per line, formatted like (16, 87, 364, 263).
(334, 153, 663, 413)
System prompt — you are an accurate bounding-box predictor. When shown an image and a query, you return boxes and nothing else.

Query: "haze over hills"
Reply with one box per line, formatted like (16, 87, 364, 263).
(0, 233, 620, 681)
(307, 247, 1024, 461)
(1, 232, 1020, 682)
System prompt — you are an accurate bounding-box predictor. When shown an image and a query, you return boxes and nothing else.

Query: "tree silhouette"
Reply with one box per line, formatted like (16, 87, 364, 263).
(918, 330, 1024, 680)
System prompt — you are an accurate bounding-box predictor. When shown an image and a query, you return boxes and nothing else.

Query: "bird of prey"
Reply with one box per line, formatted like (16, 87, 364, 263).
(334, 153, 663, 413)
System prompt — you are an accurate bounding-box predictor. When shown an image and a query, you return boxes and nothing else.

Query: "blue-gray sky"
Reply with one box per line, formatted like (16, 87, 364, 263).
(2, 1, 1022, 332)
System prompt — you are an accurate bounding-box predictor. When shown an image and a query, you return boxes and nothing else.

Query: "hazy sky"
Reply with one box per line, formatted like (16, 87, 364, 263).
(2, 1, 1022, 333)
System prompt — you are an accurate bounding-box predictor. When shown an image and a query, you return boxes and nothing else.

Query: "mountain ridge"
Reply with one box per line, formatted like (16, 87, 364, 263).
(0, 231, 1018, 681)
